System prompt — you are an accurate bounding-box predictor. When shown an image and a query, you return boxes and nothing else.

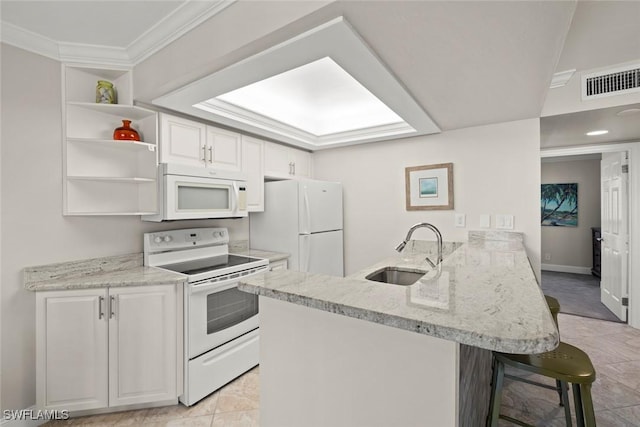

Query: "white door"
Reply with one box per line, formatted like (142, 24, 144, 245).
(36, 289, 109, 411)
(264, 142, 292, 179)
(601, 152, 629, 321)
(109, 285, 177, 407)
(160, 114, 207, 167)
(299, 181, 343, 234)
(299, 231, 344, 277)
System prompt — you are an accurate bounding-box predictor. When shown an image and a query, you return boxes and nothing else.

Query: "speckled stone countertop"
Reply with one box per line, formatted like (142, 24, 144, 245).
(24, 253, 186, 292)
(238, 231, 559, 354)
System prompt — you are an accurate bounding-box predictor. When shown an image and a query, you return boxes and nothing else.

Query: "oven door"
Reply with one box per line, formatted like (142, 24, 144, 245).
(164, 174, 247, 220)
(187, 276, 259, 359)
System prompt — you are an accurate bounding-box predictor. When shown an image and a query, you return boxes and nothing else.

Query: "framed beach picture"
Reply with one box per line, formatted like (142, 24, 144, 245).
(405, 163, 454, 210)
(541, 183, 578, 226)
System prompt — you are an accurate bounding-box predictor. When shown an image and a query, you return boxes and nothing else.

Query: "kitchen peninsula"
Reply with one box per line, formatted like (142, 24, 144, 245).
(238, 231, 558, 427)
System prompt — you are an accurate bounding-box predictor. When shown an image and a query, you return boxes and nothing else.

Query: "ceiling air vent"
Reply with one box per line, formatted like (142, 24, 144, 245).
(582, 64, 640, 100)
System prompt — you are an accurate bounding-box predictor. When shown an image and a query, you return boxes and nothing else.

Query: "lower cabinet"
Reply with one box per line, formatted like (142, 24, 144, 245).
(36, 285, 178, 412)
(269, 259, 288, 271)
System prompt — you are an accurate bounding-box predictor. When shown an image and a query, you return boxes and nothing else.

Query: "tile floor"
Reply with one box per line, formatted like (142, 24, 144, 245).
(45, 313, 640, 426)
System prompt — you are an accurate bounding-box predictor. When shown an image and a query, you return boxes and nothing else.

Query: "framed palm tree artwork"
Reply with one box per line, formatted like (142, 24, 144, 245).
(541, 183, 578, 226)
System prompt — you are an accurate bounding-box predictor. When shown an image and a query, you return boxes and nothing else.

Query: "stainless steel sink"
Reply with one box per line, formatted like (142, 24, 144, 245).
(365, 267, 427, 286)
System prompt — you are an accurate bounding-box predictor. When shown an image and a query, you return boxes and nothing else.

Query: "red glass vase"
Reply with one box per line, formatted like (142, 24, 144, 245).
(113, 120, 140, 141)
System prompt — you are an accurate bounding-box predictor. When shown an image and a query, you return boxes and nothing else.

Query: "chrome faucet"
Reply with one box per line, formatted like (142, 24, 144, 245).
(395, 222, 443, 268)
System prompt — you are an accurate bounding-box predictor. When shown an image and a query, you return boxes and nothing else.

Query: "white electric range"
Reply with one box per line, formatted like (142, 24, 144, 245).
(144, 227, 268, 406)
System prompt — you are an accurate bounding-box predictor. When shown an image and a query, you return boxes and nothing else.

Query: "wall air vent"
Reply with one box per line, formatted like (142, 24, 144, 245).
(582, 63, 640, 100)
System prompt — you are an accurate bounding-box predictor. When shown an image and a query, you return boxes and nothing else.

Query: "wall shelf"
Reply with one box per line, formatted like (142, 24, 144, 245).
(62, 64, 158, 216)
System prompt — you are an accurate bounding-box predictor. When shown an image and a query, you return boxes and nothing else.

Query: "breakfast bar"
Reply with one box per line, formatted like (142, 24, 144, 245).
(238, 231, 558, 427)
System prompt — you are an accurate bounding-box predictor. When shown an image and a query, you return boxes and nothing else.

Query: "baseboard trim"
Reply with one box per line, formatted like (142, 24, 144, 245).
(542, 263, 592, 275)
(1, 406, 48, 427)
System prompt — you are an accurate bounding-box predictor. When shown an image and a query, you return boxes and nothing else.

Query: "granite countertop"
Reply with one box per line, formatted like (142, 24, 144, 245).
(24, 253, 186, 292)
(238, 231, 559, 354)
(232, 248, 290, 263)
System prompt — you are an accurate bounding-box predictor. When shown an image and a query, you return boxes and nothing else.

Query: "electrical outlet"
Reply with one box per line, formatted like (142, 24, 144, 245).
(479, 214, 491, 228)
(454, 213, 466, 227)
(544, 253, 551, 261)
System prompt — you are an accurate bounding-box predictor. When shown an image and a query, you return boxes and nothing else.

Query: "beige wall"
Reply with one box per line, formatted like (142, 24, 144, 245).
(541, 158, 601, 270)
(312, 119, 542, 279)
(0, 44, 249, 411)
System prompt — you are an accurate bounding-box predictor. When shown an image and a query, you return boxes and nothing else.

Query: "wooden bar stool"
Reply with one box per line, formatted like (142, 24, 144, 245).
(487, 342, 596, 427)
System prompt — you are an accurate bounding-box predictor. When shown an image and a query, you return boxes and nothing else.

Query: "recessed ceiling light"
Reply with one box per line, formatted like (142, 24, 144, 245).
(214, 57, 405, 137)
(616, 108, 640, 117)
(586, 130, 609, 136)
(153, 17, 439, 150)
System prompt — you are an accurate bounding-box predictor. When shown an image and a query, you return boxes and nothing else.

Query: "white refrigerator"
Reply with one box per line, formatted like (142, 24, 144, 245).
(250, 179, 344, 277)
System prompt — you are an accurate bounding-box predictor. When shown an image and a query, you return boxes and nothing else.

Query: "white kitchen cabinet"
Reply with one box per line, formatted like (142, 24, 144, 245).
(159, 113, 207, 167)
(63, 65, 158, 216)
(264, 141, 312, 179)
(206, 126, 242, 171)
(159, 114, 242, 171)
(269, 259, 288, 271)
(241, 136, 265, 212)
(36, 288, 109, 411)
(36, 285, 178, 412)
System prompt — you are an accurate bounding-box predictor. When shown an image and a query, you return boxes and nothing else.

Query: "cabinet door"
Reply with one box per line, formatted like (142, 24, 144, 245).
(290, 148, 311, 178)
(36, 289, 109, 411)
(108, 285, 177, 407)
(206, 126, 242, 171)
(264, 142, 292, 179)
(160, 114, 206, 167)
(242, 136, 265, 212)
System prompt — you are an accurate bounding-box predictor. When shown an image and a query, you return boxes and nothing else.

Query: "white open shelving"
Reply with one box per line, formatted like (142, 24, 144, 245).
(62, 65, 159, 216)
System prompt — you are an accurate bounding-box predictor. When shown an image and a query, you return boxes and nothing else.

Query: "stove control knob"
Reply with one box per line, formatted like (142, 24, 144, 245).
(163, 236, 172, 243)
(213, 231, 221, 238)
(154, 236, 163, 244)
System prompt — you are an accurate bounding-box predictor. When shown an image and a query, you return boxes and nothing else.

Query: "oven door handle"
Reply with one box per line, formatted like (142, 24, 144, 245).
(189, 277, 239, 295)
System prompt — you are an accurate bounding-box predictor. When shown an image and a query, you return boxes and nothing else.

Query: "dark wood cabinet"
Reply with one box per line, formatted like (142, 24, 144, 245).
(592, 227, 601, 278)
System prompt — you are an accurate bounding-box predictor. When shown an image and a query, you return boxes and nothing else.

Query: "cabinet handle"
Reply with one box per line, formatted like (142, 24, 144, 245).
(208, 146, 213, 163)
(201, 146, 206, 162)
(293, 162, 296, 175)
(288, 162, 293, 175)
(109, 296, 116, 319)
(98, 296, 105, 319)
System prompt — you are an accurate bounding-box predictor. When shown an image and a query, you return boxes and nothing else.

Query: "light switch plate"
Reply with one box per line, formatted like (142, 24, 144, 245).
(454, 213, 466, 228)
(495, 214, 514, 230)
(479, 214, 491, 228)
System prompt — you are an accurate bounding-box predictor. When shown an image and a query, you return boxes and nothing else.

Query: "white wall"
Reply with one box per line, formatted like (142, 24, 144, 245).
(312, 119, 542, 279)
(0, 44, 249, 411)
(541, 158, 601, 271)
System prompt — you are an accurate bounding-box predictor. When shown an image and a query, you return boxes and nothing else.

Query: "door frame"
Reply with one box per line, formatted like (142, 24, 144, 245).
(541, 141, 640, 328)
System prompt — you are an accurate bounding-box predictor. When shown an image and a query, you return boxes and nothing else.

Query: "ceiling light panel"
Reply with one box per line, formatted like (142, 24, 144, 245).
(215, 57, 404, 136)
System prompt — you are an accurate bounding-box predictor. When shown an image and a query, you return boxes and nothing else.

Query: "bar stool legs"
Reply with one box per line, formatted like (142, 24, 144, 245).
(487, 342, 596, 427)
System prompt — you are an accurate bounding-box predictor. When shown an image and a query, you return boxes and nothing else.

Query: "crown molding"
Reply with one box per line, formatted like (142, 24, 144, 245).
(0, 0, 236, 66)
(1, 21, 60, 61)
(127, 0, 235, 65)
(549, 69, 576, 89)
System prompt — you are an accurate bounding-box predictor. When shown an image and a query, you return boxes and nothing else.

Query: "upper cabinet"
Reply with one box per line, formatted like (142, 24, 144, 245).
(264, 142, 312, 179)
(159, 114, 241, 172)
(62, 65, 158, 216)
(241, 136, 265, 212)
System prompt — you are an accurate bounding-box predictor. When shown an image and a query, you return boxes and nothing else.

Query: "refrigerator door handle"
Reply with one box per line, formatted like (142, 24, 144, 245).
(301, 234, 311, 272)
(302, 188, 311, 234)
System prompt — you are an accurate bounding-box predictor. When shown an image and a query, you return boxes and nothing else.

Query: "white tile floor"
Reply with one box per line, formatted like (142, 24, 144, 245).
(45, 313, 640, 426)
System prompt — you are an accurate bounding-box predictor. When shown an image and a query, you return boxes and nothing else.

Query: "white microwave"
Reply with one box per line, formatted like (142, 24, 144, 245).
(143, 163, 248, 222)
